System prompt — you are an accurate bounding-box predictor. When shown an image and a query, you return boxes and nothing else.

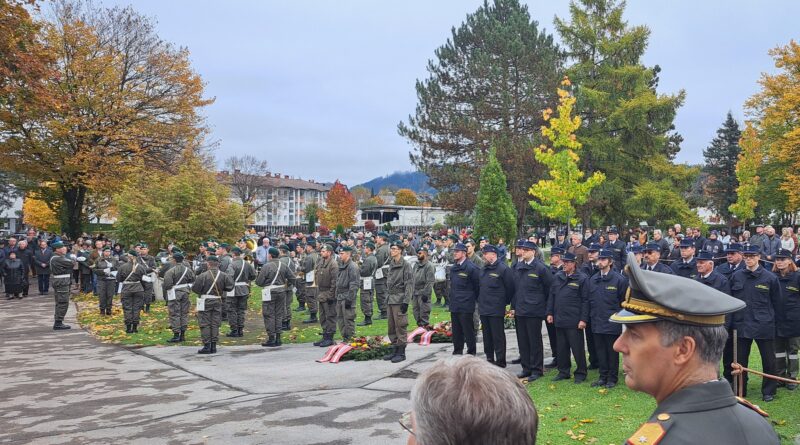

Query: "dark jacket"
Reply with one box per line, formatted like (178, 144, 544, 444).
(547, 271, 589, 329)
(477, 259, 515, 317)
(335, 259, 360, 303)
(775, 270, 800, 338)
(670, 257, 698, 279)
(641, 261, 674, 275)
(163, 262, 195, 299)
(34, 247, 53, 274)
(2, 258, 26, 293)
(588, 270, 628, 335)
(386, 257, 413, 305)
(15, 245, 33, 272)
(227, 257, 257, 297)
(716, 261, 744, 280)
(729, 266, 781, 339)
(607, 239, 627, 270)
(762, 235, 781, 260)
(512, 259, 553, 318)
(580, 261, 600, 278)
(192, 267, 234, 297)
(449, 259, 481, 314)
(412, 259, 435, 300)
(702, 239, 724, 256)
(696, 269, 731, 328)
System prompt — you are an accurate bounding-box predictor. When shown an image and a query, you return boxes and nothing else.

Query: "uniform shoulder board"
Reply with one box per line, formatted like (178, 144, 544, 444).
(627, 422, 665, 445)
(735, 396, 769, 417)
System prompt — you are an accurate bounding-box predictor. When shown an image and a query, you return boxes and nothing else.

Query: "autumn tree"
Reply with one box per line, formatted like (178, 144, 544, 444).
(702, 112, 741, 226)
(114, 153, 245, 250)
(222, 155, 273, 224)
(350, 186, 371, 205)
(529, 79, 604, 230)
(22, 192, 59, 232)
(729, 123, 763, 224)
(0, 2, 213, 238)
(473, 148, 517, 244)
(394, 188, 419, 206)
(399, 0, 563, 231)
(320, 180, 356, 229)
(555, 0, 685, 226)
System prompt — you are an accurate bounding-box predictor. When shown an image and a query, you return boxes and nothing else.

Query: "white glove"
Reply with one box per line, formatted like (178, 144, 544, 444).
(103, 268, 111, 274)
(111, 271, 118, 277)
(77, 256, 86, 262)
(160, 257, 167, 264)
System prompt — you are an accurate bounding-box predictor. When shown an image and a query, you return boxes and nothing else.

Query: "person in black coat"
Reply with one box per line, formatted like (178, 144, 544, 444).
(670, 238, 698, 279)
(587, 249, 628, 388)
(729, 245, 781, 401)
(716, 243, 744, 279)
(477, 244, 515, 368)
(546, 252, 589, 383)
(15, 239, 33, 297)
(641, 243, 674, 274)
(512, 241, 553, 381)
(605, 228, 627, 270)
(702, 231, 724, 256)
(449, 243, 481, 356)
(773, 249, 800, 389)
(3, 251, 26, 299)
(34, 240, 53, 295)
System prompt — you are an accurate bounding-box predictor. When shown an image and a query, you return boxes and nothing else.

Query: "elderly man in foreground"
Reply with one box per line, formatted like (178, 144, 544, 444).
(611, 253, 778, 444)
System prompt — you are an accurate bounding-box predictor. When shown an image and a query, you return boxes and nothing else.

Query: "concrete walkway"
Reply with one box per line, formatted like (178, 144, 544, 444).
(0, 295, 542, 444)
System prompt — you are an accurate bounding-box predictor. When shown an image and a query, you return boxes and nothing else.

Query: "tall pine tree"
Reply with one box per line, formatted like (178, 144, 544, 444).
(473, 148, 517, 245)
(554, 0, 685, 227)
(399, 0, 563, 231)
(703, 112, 741, 226)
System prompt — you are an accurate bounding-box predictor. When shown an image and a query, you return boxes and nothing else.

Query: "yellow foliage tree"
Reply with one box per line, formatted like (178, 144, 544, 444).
(395, 188, 419, 206)
(23, 194, 59, 232)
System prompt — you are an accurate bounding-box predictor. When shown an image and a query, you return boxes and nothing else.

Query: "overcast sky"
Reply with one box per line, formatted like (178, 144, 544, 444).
(101, 0, 800, 186)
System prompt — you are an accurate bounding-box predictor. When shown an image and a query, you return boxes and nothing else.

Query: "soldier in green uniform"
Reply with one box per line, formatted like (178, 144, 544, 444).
(138, 244, 157, 313)
(116, 250, 147, 333)
(313, 244, 338, 347)
(384, 241, 413, 363)
(335, 245, 360, 341)
(302, 240, 320, 324)
(49, 241, 76, 330)
(373, 232, 391, 319)
(611, 253, 779, 445)
(293, 243, 307, 312)
(412, 247, 435, 327)
(256, 247, 294, 347)
(358, 241, 378, 326)
(226, 247, 256, 338)
(278, 244, 295, 331)
(164, 250, 194, 343)
(191, 254, 234, 354)
(92, 247, 118, 316)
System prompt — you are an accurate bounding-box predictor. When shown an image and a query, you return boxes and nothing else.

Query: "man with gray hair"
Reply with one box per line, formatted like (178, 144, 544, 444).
(610, 253, 778, 444)
(404, 356, 538, 445)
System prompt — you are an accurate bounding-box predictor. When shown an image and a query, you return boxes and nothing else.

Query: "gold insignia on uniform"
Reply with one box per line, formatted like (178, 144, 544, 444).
(626, 422, 665, 445)
(656, 413, 670, 421)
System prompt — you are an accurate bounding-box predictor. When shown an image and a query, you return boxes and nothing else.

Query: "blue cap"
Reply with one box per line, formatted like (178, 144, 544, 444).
(453, 243, 467, 252)
(551, 247, 565, 255)
(696, 251, 715, 261)
(562, 252, 577, 262)
(377, 231, 389, 239)
(630, 246, 643, 254)
(679, 239, 695, 248)
(724, 243, 742, 253)
(598, 249, 615, 259)
(482, 244, 497, 254)
(587, 243, 602, 252)
(776, 249, 793, 259)
(608, 228, 619, 234)
(742, 245, 761, 255)
(522, 241, 537, 250)
(515, 239, 526, 248)
(644, 242, 661, 252)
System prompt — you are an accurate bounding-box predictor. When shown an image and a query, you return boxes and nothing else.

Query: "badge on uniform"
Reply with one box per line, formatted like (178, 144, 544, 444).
(627, 422, 665, 444)
(196, 297, 206, 311)
(261, 287, 272, 302)
(305, 270, 315, 283)
(362, 276, 373, 290)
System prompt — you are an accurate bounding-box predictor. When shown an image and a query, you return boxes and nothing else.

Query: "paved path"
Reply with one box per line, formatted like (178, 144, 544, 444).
(0, 295, 544, 444)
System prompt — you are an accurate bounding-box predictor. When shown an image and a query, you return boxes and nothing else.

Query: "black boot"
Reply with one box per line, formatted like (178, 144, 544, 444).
(53, 321, 71, 330)
(383, 346, 398, 360)
(237, 328, 244, 337)
(167, 331, 181, 343)
(303, 312, 318, 324)
(358, 316, 372, 326)
(282, 320, 291, 330)
(144, 304, 150, 313)
(391, 345, 407, 363)
(179, 329, 186, 342)
(294, 303, 305, 312)
(106, 308, 113, 316)
(226, 328, 238, 338)
(210, 342, 217, 353)
(262, 334, 276, 347)
(275, 333, 282, 346)
(198, 343, 212, 354)
(380, 311, 387, 320)
(318, 334, 334, 347)
(125, 323, 132, 334)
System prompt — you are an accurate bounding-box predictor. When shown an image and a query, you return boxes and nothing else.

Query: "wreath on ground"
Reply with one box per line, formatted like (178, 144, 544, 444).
(504, 310, 516, 329)
(407, 321, 453, 344)
(338, 336, 393, 361)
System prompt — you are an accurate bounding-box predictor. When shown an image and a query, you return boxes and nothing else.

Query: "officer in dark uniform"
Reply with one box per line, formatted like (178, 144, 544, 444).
(670, 238, 697, 279)
(449, 243, 480, 356)
(729, 244, 781, 401)
(477, 244, 515, 368)
(611, 252, 778, 445)
(512, 241, 553, 381)
(49, 241, 76, 330)
(587, 249, 628, 388)
(642, 242, 674, 274)
(774, 248, 800, 388)
(546, 252, 589, 383)
(545, 246, 565, 368)
(694, 250, 735, 385)
(716, 243, 744, 279)
(580, 243, 601, 277)
(606, 228, 627, 270)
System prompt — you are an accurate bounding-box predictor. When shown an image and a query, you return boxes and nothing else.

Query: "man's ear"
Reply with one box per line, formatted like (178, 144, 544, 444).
(673, 335, 697, 366)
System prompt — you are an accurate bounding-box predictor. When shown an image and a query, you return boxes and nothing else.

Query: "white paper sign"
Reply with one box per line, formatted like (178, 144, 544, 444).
(226, 290, 235, 297)
(196, 297, 205, 311)
(167, 288, 176, 301)
(117, 283, 123, 294)
(362, 277, 373, 290)
(435, 266, 446, 282)
(261, 288, 272, 302)
(305, 270, 315, 283)
(374, 266, 385, 280)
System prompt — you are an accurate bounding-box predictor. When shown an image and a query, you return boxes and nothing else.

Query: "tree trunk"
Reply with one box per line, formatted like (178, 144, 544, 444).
(60, 184, 87, 240)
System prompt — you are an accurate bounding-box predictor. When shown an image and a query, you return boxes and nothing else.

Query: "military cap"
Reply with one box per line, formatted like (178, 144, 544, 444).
(51, 241, 65, 249)
(279, 244, 290, 251)
(607, 228, 619, 234)
(696, 251, 715, 261)
(173, 251, 185, 261)
(218, 243, 230, 249)
(102, 246, 111, 252)
(206, 255, 219, 262)
(515, 239, 526, 248)
(320, 244, 334, 253)
(630, 245, 643, 254)
(679, 239, 695, 248)
(558, 231, 566, 236)
(724, 243, 742, 253)
(127, 249, 139, 256)
(521, 241, 536, 250)
(465, 238, 476, 245)
(776, 249, 794, 259)
(389, 234, 400, 242)
(448, 234, 459, 242)
(478, 236, 487, 242)
(416, 247, 428, 254)
(389, 240, 404, 249)
(755, 223, 764, 228)
(268, 247, 280, 257)
(341, 245, 354, 253)
(643, 242, 661, 252)
(139, 242, 148, 248)
(562, 252, 577, 262)
(376, 231, 389, 239)
(598, 249, 615, 259)
(611, 252, 745, 326)
(231, 246, 242, 254)
(551, 247, 565, 255)
(207, 248, 217, 255)
(742, 245, 761, 255)
(306, 238, 317, 247)
(453, 243, 467, 252)
(587, 243, 602, 252)
(481, 244, 498, 254)
(365, 241, 376, 250)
